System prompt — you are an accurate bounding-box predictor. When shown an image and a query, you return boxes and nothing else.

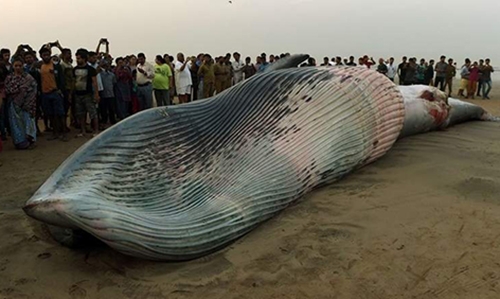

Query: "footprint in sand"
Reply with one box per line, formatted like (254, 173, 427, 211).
(69, 284, 87, 298)
(37, 252, 52, 259)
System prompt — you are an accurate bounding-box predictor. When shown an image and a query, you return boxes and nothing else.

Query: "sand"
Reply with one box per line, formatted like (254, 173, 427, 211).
(1, 81, 500, 299)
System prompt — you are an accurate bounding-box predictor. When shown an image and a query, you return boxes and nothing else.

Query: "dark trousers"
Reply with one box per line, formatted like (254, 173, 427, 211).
(477, 79, 483, 96)
(192, 78, 199, 101)
(154, 89, 171, 106)
(137, 84, 153, 111)
(434, 77, 445, 91)
(0, 100, 8, 138)
(99, 97, 116, 125)
(116, 100, 130, 120)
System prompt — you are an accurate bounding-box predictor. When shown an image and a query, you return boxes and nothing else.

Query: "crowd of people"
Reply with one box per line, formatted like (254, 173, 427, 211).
(0, 39, 495, 158)
(312, 55, 494, 100)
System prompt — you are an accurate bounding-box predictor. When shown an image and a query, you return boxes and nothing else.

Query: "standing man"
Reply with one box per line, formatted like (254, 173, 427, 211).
(335, 57, 343, 66)
(223, 55, 232, 89)
(346, 56, 357, 66)
(174, 53, 192, 104)
(114, 57, 133, 120)
(320, 57, 330, 66)
(153, 55, 173, 106)
(404, 58, 417, 85)
(415, 59, 426, 84)
(477, 59, 485, 98)
(99, 61, 117, 127)
(60, 48, 74, 129)
(88, 51, 104, 93)
(386, 57, 397, 82)
(444, 58, 456, 97)
(232, 52, 245, 85)
(434, 55, 447, 91)
(259, 53, 269, 72)
(190, 55, 200, 101)
(198, 54, 215, 99)
(73, 49, 100, 138)
(424, 59, 435, 86)
(376, 58, 388, 76)
(136, 53, 155, 110)
(214, 57, 226, 94)
(37, 47, 67, 141)
(481, 59, 494, 99)
(269, 55, 275, 64)
(362, 56, 375, 69)
(397, 56, 408, 85)
(457, 59, 471, 98)
(242, 56, 256, 80)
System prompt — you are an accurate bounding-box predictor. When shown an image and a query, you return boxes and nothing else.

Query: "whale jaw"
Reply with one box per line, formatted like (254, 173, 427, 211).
(23, 197, 77, 229)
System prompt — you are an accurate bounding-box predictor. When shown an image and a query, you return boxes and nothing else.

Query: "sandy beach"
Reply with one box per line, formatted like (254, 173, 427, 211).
(1, 80, 500, 299)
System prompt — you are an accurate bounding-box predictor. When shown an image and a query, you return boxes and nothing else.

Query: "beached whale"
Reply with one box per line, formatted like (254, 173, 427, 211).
(23, 58, 493, 260)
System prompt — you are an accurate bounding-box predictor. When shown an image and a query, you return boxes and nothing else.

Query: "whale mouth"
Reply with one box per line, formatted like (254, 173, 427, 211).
(23, 197, 78, 229)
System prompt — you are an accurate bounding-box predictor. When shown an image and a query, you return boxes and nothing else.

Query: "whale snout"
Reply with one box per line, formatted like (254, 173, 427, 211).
(23, 197, 78, 229)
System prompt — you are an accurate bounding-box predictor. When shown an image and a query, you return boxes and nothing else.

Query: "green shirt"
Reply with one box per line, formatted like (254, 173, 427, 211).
(152, 63, 172, 90)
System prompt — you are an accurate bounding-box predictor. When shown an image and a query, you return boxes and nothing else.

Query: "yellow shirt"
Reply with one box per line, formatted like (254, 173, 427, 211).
(40, 62, 57, 93)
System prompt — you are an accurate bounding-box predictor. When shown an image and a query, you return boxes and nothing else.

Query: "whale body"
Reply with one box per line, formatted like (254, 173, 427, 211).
(23, 60, 492, 260)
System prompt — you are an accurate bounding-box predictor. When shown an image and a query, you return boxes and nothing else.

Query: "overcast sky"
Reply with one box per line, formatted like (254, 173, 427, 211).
(2, 0, 499, 64)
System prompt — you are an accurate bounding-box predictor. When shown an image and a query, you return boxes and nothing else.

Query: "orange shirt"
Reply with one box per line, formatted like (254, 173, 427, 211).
(40, 62, 57, 93)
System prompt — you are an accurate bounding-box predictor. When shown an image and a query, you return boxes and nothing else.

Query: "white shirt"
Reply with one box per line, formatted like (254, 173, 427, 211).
(232, 60, 245, 82)
(88, 62, 104, 91)
(387, 63, 397, 79)
(136, 62, 155, 85)
(175, 61, 193, 88)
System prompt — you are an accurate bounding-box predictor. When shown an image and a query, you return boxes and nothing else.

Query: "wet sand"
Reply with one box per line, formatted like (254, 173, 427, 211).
(1, 83, 500, 299)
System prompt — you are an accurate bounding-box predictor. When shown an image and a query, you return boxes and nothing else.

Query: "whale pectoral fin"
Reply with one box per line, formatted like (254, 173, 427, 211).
(264, 54, 310, 73)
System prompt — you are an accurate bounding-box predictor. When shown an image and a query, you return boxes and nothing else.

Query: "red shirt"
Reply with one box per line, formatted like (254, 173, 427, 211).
(364, 61, 374, 69)
(469, 67, 480, 82)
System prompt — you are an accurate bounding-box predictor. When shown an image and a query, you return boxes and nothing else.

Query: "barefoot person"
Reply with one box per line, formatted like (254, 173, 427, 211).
(136, 53, 154, 111)
(482, 59, 494, 99)
(468, 61, 480, 99)
(458, 59, 471, 98)
(37, 46, 67, 141)
(174, 53, 192, 104)
(444, 58, 456, 97)
(73, 49, 100, 138)
(4, 58, 38, 149)
(153, 55, 173, 106)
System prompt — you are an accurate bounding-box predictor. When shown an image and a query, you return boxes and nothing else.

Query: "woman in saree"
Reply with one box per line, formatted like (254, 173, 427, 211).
(4, 58, 38, 149)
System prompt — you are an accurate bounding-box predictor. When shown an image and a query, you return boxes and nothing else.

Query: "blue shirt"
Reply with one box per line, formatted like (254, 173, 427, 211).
(100, 70, 116, 98)
(258, 62, 269, 72)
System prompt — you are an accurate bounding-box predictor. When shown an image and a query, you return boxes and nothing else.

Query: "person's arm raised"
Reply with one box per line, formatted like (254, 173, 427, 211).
(96, 39, 102, 54)
(180, 60, 189, 72)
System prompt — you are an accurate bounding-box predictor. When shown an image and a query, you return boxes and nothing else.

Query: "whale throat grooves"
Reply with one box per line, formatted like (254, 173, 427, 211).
(24, 66, 405, 260)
